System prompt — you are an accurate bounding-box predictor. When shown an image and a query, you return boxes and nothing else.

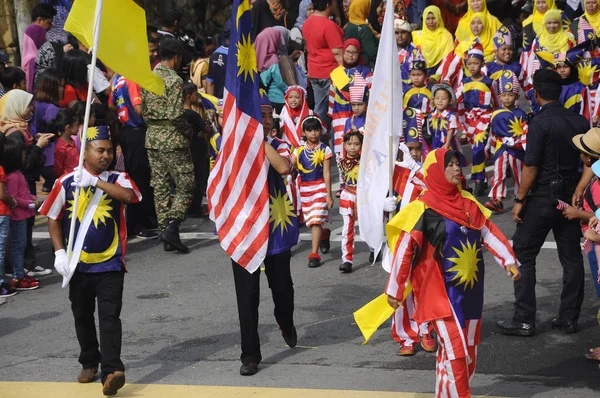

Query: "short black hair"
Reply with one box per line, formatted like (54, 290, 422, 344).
(147, 25, 160, 43)
(0, 67, 26, 90)
(71, 101, 95, 125)
(66, 33, 80, 50)
(533, 69, 562, 101)
(302, 117, 322, 132)
(343, 130, 364, 144)
(312, 0, 333, 12)
(162, 9, 182, 28)
(31, 4, 56, 22)
(183, 82, 198, 99)
(48, 109, 77, 134)
(3, 140, 24, 174)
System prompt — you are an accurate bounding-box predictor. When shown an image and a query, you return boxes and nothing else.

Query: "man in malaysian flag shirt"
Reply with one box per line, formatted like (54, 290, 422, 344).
(39, 125, 141, 395)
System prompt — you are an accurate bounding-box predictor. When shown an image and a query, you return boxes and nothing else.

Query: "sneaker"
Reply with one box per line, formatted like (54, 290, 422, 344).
(308, 252, 321, 268)
(496, 319, 535, 337)
(0, 287, 17, 298)
(399, 344, 415, 356)
(484, 199, 504, 213)
(27, 265, 52, 277)
(137, 229, 159, 239)
(420, 334, 436, 352)
(11, 276, 40, 291)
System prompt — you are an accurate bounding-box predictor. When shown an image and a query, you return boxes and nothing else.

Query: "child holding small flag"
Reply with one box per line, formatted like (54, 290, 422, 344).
(485, 71, 528, 213)
(456, 42, 497, 196)
(293, 116, 334, 268)
(338, 130, 362, 274)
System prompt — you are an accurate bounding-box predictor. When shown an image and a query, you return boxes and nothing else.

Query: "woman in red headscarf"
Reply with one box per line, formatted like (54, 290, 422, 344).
(385, 148, 520, 398)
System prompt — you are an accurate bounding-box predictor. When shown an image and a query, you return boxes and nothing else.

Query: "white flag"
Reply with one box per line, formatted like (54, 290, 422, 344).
(357, 0, 403, 258)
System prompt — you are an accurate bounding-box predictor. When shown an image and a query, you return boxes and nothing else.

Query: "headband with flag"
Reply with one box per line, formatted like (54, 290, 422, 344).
(349, 72, 369, 103)
(81, 125, 111, 142)
(402, 108, 423, 144)
(493, 26, 512, 50)
(409, 53, 427, 72)
(465, 41, 485, 61)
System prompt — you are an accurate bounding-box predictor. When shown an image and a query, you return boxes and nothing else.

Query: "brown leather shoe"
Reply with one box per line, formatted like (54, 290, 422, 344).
(77, 367, 98, 383)
(102, 371, 125, 396)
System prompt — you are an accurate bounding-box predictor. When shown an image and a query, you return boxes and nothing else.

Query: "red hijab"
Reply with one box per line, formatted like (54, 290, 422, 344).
(280, 85, 309, 147)
(343, 38, 364, 68)
(419, 148, 489, 230)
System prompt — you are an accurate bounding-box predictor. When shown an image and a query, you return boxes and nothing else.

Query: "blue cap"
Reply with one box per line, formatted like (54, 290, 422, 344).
(82, 125, 111, 142)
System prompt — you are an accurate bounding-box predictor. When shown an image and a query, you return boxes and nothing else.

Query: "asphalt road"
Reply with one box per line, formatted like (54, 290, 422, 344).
(1, 163, 600, 397)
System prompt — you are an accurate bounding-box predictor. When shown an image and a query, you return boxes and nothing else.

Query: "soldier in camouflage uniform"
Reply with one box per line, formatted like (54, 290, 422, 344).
(142, 39, 194, 254)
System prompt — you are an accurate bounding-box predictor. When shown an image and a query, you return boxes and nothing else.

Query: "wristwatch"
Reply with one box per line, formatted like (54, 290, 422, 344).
(514, 196, 525, 204)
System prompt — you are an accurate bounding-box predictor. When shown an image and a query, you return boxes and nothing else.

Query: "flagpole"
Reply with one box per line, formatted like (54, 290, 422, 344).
(66, 0, 104, 266)
(387, 0, 394, 204)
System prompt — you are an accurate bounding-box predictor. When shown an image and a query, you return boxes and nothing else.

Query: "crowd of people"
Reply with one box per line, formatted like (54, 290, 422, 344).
(2, 0, 600, 396)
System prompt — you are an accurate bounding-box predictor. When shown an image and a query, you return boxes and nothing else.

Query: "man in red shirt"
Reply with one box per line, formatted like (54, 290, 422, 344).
(303, 0, 343, 127)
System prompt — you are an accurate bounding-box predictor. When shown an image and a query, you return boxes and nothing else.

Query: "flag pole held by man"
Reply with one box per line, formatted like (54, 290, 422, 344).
(207, 0, 300, 377)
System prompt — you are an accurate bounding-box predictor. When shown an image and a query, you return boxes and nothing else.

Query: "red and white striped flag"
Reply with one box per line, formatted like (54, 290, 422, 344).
(207, 0, 269, 273)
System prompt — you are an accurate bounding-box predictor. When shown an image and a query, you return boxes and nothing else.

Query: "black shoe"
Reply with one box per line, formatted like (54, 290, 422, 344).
(320, 228, 331, 254)
(339, 262, 352, 273)
(159, 219, 189, 254)
(137, 229, 159, 239)
(164, 243, 176, 252)
(282, 326, 297, 348)
(496, 319, 535, 336)
(552, 317, 578, 333)
(239, 362, 259, 376)
(368, 252, 382, 263)
(308, 257, 321, 268)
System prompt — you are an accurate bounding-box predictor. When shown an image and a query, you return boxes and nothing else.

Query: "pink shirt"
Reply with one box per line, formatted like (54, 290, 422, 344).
(6, 171, 35, 221)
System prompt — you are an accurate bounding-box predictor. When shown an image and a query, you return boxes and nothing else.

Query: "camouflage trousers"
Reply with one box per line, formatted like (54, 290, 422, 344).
(147, 148, 195, 230)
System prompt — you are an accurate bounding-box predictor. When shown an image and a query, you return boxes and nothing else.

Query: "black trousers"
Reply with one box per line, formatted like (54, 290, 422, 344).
(120, 126, 157, 232)
(69, 271, 125, 381)
(512, 195, 585, 324)
(231, 250, 294, 364)
(189, 135, 207, 215)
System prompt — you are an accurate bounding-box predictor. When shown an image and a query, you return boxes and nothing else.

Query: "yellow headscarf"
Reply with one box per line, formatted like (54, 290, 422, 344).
(584, 0, 600, 34)
(455, 0, 502, 42)
(523, 0, 558, 36)
(455, 12, 495, 63)
(413, 6, 455, 68)
(348, 0, 371, 25)
(538, 9, 573, 52)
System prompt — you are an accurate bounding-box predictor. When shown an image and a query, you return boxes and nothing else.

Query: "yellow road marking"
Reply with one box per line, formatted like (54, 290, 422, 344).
(0, 382, 508, 398)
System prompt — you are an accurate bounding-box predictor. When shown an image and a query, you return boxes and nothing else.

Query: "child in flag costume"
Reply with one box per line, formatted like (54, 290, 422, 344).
(328, 39, 373, 164)
(485, 71, 528, 213)
(386, 148, 520, 398)
(338, 130, 362, 274)
(487, 26, 538, 113)
(403, 55, 432, 116)
(343, 77, 369, 136)
(456, 42, 497, 195)
(427, 84, 466, 166)
(293, 116, 334, 268)
(39, 125, 142, 396)
(389, 125, 435, 357)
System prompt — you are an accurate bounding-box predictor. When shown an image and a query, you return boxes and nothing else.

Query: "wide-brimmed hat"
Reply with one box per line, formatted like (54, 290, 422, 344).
(573, 127, 600, 158)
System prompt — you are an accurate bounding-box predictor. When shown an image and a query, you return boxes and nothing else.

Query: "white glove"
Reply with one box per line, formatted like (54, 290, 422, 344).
(72, 167, 99, 188)
(54, 249, 69, 277)
(397, 143, 420, 172)
(502, 137, 515, 147)
(383, 197, 397, 212)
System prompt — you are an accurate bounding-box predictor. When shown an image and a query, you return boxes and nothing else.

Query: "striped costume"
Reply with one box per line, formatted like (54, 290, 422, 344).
(338, 157, 359, 264)
(343, 114, 366, 136)
(486, 61, 538, 113)
(293, 142, 332, 227)
(488, 108, 527, 201)
(427, 109, 466, 166)
(456, 75, 496, 182)
(387, 204, 516, 397)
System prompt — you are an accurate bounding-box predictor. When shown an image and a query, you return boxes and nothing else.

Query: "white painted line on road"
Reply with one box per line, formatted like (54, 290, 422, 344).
(32, 231, 560, 249)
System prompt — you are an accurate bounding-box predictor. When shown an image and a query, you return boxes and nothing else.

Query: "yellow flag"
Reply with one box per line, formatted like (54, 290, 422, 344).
(65, 0, 164, 95)
(353, 293, 395, 344)
(330, 66, 351, 91)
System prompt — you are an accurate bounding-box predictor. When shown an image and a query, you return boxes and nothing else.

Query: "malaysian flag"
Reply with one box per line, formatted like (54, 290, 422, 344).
(578, 18, 594, 45)
(207, 0, 269, 273)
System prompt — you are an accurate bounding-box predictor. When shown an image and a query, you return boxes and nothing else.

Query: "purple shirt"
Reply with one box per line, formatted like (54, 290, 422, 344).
(33, 102, 61, 166)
